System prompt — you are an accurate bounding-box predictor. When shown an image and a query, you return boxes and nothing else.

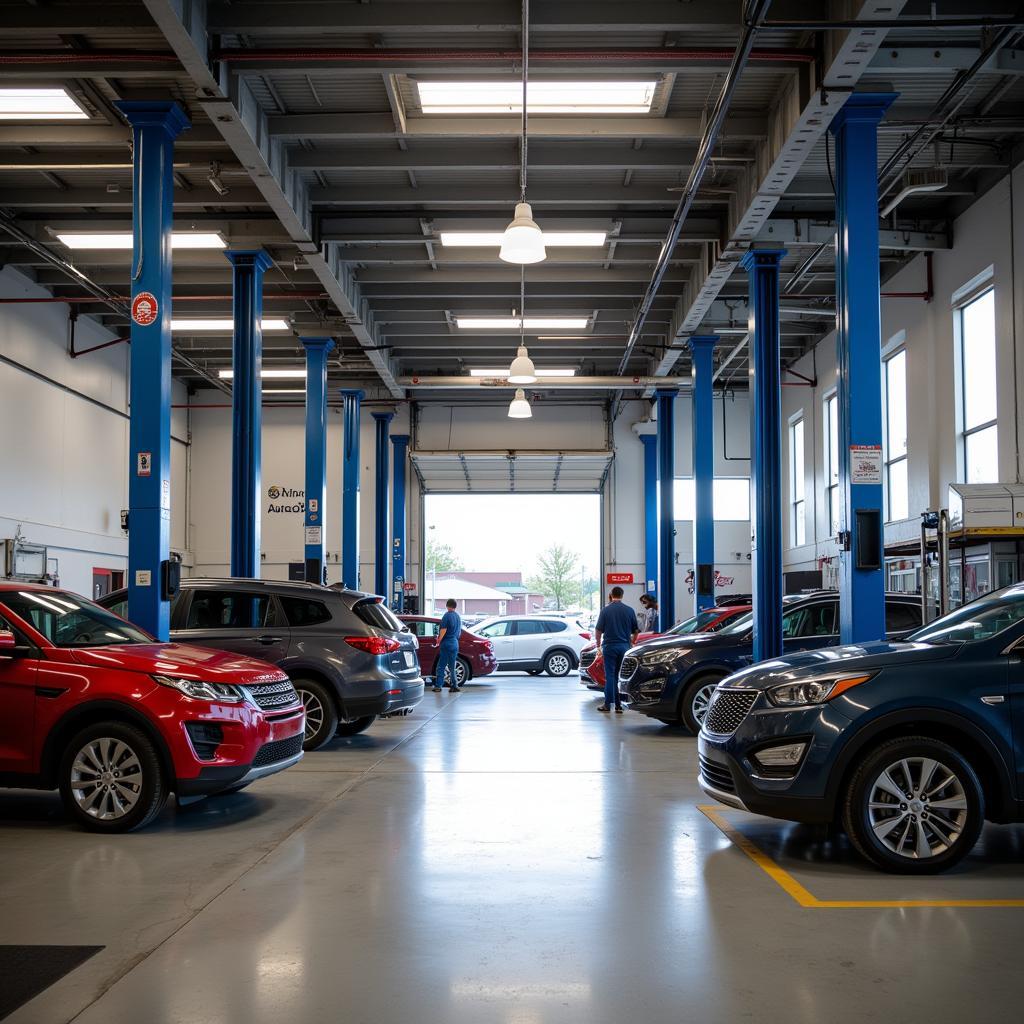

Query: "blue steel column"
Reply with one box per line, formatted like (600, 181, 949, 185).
(341, 389, 364, 589)
(830, 93, 897, 644)
(656, 389, 678, 632)
(390, 433, 410, 610)
(742, 248, 786, 662)
(300, 336, 333, 584)
(639, 433, 658, 596)
(372, 411, 394, 597)
(226, 249, 273, 578)
(117, 101, 189, 641)
(689, 334, 719, 613)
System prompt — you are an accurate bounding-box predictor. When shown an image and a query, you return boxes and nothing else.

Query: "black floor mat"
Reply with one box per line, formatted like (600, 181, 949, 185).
(0, 945, 103, 1020)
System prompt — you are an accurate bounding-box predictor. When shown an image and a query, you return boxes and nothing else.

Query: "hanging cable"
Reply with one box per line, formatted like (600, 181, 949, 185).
(520, 0, 528, 203)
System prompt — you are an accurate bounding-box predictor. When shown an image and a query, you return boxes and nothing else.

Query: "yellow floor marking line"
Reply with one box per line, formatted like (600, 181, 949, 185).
(697, 804, 1024, 909)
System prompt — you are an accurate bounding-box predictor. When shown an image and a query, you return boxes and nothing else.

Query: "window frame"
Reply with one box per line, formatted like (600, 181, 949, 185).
(788, 415, 806, 547)
(883, 346, 909, 522)
(953, 279, 998, 483)
(823, 391, 839, 539)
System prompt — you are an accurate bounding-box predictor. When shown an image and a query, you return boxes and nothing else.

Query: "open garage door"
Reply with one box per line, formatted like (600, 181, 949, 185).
(410, 450, 613, 494)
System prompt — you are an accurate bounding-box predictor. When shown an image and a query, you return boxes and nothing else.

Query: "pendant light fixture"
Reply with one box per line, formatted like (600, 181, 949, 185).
(499, 0, 545, 266)
(507, 267, 537, 385)
(508, 387, 533, 419)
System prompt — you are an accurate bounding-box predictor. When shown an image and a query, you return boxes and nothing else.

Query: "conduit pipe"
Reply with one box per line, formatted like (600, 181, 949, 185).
(0, 292, 329, 304)
(401, 376, 691, 390)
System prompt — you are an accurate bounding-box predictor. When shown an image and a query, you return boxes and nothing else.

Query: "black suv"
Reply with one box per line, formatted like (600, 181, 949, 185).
(100, 579, 424, 751)
(618, 592, 923, 733)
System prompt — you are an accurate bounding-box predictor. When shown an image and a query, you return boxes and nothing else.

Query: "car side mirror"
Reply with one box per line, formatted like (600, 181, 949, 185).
(0, 630, 29, 657)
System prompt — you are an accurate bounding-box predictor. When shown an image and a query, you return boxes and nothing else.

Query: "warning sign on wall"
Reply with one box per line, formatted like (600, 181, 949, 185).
(137, 452, 152, 477)
(850, 444, 883, 485)
(131, 291, 159, 326)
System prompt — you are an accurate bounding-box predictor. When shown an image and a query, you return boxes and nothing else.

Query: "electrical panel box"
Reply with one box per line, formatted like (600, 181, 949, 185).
(947, 483, 1024, 531)
(3, 538, 47, 580)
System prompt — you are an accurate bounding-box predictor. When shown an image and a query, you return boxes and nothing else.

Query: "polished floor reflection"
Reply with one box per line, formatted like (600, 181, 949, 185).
(1, 673, 1022, 1023)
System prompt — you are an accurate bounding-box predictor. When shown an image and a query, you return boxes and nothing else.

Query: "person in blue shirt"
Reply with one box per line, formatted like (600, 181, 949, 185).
(434, 598, 463, 693)
(594, 586, 639, 713)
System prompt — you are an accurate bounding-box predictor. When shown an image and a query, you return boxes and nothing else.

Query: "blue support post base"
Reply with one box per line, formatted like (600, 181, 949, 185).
(117, 101, 190, 642)
(830, 93, 897, 644)
(742, 248, 786, 663)
(300, 336, 334, 584)
(689, 335, 719, 614)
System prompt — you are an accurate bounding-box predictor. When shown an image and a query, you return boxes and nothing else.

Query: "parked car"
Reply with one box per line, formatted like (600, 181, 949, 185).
(618, 592, 924, 733)
(472, 614, 592, 676)
(401, 615, 498, 686)
(100, 578, 423, 752)
(698, 583, 1024, 873)
(0, 582, 304, 832)
(579, 604, 752, 691)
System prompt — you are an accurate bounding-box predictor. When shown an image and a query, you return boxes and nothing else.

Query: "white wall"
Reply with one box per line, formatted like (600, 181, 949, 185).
(781, 164, 1024, 573)
(0, 267, 190, 597)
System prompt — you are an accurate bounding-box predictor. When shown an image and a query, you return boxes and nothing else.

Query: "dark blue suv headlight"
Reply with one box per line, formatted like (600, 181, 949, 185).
(766, 672, 875, 708)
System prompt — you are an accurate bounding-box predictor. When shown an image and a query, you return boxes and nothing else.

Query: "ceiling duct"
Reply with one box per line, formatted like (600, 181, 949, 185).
(880, 167, 948, 218)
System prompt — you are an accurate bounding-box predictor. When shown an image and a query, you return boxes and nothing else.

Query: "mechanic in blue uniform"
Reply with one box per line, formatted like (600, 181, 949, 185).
(434, 598, 463, 693)
(594, 586, 639, 713)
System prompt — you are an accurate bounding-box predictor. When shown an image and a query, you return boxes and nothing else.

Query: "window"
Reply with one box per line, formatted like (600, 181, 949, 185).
(957, 288, 998, 482)
(823, 393, 840, 537)
(185, 591, 274, 630)
(671, 478, 751, 521)
(478, 620, 511, 638)
(352, 598, 404, 632)
(789, 418, 806, 546)
(884, 350, 909, 521)
(0, 591, 149, 647)
(279, 597, 332, 628)
(885, 602, 922, 634)
(514, 620, 548, 635)
(782, 601, 836, 638)
(409, 620, 438, 638)
(542, 619, 568, 633)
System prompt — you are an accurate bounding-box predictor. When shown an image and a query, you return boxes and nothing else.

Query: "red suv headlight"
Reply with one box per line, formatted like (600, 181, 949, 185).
(345, 635, 402, 656)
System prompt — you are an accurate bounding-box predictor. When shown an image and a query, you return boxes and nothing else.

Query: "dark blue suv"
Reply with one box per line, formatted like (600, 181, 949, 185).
(618, 592, 922, 733)
(698, 584, 1024, 873)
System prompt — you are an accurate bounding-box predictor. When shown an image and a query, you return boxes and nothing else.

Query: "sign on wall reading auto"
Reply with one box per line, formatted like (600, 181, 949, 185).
(266, 484, 305, 514)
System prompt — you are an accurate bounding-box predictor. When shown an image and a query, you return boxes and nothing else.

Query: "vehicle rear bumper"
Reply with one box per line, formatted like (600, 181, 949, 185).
(344, 681, 424, 720)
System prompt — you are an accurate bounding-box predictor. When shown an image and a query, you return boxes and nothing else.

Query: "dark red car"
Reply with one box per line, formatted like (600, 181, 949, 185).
(579, 604, 752, 690)
(0, 582, 305, 832)
(401, 615, 498, 687)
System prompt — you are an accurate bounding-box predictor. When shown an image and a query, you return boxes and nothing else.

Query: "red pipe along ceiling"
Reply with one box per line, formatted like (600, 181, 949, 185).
(0, 293, 329, 304)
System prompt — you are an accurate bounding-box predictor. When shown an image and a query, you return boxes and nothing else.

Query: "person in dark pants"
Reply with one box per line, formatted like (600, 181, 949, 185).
(594, 586, 639, 713)
(434, 598, 463, 693)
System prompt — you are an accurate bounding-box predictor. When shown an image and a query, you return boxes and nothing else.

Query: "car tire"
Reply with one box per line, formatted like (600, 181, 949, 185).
(294, 677, 339, 752)
(842, 736, 984, 874)
(680, 675, 724, 734)
(335, 715, 376, 737)
(544, 650, 574, 677)
(59, 721, 167, 833)
(455, 657, 471, 687)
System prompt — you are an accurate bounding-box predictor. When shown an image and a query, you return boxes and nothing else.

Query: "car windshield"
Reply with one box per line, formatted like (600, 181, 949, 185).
(720, 611, 754, 636)
(909, 586, 1024, 645)
(670, 609, 724, 635)
(1, 590, 150, 648)
(353, 597, 407, 632)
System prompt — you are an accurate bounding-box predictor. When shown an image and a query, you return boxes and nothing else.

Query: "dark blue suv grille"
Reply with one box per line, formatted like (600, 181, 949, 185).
(704, 691, 757, 736)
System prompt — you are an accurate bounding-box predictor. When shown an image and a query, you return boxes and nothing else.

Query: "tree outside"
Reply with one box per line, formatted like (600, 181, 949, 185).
(426, 539, 464, 573)
(527, 543, 583, 610)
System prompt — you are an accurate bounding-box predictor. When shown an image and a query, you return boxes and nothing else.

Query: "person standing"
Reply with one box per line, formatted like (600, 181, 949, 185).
(641, 593, 660, 632)
(594, 586, 639, 713)
(434, 598, 462, 693)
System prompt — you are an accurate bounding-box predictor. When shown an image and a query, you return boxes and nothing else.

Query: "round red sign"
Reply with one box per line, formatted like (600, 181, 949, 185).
(131, 291, 159, 327)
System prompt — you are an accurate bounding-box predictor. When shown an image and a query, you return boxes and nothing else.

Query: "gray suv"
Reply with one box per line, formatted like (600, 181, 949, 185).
(100, 579, 424, 751)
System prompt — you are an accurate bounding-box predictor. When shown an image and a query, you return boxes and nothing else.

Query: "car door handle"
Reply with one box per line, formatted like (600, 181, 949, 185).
(256, 635, 284, 645)
(980, 695, 1005, 705)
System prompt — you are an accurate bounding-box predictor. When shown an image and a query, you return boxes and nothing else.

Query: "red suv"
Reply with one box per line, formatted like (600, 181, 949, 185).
(401, 615, 498, 687)
(0, 583, 304, 833)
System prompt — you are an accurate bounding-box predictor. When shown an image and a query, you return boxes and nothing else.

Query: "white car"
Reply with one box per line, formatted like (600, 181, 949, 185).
(473, 614, 592, 677)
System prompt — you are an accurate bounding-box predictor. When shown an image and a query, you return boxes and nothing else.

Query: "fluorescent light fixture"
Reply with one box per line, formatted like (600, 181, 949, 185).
(263, 388, 306, 394)
(418, 81, 658, 115)
(218, 368, 307, 380)
(440, 230, 607, 248)
(173, 318, 290, 333)
(456, 317, 589, 330)
(56, 231, 226, 250)
(470, 367, 576, 377)
(0, 87, 88, 120)
(537, 335, 592, 340)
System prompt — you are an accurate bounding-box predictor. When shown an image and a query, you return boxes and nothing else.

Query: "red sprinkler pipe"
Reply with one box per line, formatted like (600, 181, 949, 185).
(881, 252, 934, 301)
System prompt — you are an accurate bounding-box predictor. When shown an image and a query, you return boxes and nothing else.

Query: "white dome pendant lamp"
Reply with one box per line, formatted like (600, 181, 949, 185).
(507, 267, 537, 385)
(499, 0, 545, 266)
(508, 388, 532, 419)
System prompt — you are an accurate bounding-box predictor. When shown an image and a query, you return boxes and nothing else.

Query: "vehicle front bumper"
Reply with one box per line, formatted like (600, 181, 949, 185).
(617, 666, 679, 717)
(696, 698, 856, 825)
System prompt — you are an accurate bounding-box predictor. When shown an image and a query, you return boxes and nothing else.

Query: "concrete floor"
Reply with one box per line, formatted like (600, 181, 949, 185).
(2, 672, 1023, 1024)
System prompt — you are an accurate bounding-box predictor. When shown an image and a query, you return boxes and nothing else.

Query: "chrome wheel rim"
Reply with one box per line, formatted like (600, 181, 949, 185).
(691, 683, 718, 727)
(455, 661, 466, 685)
(299, 689, 325, 741)
(548, 654, 570, 675)
(70, 738, 143, 820)
(867, 756, 969, 859)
